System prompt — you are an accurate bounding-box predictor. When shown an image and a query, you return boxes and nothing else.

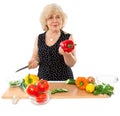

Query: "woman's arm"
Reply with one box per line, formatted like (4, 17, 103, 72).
(28, 36, 39, 69)
(59, 35, 77, 67)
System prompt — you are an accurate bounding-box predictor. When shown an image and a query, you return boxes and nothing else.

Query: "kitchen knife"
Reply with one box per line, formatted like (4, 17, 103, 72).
(16, 65, 28, 72)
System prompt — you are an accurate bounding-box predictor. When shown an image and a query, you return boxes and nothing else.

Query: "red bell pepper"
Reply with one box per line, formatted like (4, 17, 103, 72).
(60, 40, 75, 53)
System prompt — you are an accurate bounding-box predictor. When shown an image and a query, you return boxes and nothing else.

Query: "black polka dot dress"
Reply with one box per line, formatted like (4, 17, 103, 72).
(37, 30, 74, 81)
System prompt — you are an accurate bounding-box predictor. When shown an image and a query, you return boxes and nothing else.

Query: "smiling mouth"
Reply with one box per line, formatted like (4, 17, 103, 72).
(53, 25, 58, 27)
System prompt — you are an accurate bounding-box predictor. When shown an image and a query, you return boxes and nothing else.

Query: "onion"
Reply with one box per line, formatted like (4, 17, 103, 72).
(88, 76, 95, 83)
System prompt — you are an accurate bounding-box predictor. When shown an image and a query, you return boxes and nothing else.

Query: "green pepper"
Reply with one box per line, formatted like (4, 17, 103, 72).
(60, 40, 75, 53)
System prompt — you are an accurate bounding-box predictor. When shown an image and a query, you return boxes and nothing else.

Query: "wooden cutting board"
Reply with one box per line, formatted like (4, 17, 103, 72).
(1, 82, 108, 99)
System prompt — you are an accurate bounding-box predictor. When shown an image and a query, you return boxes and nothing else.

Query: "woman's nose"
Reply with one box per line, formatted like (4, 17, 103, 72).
(53, 17, 57, 22)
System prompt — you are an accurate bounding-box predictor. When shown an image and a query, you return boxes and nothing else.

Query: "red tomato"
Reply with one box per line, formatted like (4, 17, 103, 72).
(26, 84, 39, 97)
(37, 79, 49, 92)
(35, 93, 47, 103)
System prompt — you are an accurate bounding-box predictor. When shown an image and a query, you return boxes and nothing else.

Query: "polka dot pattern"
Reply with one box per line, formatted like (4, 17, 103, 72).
(37, 30, 74, 81)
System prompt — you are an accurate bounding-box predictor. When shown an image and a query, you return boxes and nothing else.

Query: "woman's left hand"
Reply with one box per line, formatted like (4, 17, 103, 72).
(58, 46, 72, 56)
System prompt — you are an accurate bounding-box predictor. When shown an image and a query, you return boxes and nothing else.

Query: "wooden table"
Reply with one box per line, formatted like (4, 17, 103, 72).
(1, 82, 108, 99)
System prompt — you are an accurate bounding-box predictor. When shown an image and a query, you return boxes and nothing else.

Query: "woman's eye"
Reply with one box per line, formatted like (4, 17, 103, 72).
(48, 16, 53, 19)
(47, 15, 61, 20)
(56, 15, 60, 19)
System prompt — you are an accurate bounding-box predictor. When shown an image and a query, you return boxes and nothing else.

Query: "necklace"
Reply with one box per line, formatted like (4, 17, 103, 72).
(50, 38, 53, 42)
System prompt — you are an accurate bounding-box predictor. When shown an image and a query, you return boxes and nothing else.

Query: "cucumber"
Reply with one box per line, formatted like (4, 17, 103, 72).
(51, 88, 68, 94)
(66, 79, 75, 84)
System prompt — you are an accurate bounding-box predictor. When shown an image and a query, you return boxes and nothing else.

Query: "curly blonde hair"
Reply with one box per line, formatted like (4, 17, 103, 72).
(40, 3, 67, 31)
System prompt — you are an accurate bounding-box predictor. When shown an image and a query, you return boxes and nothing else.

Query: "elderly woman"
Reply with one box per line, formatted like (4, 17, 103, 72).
(28, 3, 77, 81)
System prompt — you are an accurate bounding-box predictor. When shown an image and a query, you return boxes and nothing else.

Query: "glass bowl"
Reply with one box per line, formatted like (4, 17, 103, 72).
(96, 75, 119, 95)
(8, 79, 22, 88)
(96, 75, 119, 85)
(7, 73, 22, 88)
(28, 91, 50, 105)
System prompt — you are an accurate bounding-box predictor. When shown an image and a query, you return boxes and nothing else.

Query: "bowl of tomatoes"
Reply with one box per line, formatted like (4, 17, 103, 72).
(26, 79, 50, 105)
(28, 91, 50, 105)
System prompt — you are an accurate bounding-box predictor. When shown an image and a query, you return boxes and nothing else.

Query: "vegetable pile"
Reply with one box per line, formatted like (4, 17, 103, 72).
(19, 74, 50, 104)
(19, 74, 114, 100)
(66, 76, 114, 96)
(26, 79, 49, 104)
(20, 74, 69, 102)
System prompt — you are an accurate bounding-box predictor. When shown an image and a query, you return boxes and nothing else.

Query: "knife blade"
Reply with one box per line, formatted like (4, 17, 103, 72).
(16, 65, 28, 72)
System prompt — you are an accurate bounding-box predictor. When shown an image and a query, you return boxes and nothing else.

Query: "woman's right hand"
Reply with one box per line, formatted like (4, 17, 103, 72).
(28, 59, 39, 69)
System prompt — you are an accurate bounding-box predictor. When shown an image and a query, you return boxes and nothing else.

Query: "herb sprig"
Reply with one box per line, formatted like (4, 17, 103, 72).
(93, 83, 114, 96)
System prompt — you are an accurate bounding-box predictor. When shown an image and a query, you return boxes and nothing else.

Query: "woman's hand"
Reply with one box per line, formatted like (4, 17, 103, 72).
(28, 59, 39, 69)
(59, 46, 64, 55)
(59, 46, 72, 56)
(59, 46, 76, 67)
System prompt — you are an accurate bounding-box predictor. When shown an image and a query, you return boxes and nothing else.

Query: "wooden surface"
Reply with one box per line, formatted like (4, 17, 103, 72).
(1, 82, 108, 99)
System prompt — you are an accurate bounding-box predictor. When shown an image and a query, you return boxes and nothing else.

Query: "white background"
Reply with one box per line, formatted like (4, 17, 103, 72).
(0, 0, 120, 115)
(0, 0, 120, 80)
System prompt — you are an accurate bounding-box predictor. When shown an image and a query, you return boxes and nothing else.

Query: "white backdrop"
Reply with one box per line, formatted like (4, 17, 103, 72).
(0, 0, 120, 83)
(0, 1, 120, 115)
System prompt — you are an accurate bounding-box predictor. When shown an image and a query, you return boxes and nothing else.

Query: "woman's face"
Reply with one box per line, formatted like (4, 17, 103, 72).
(46, 12, 63, 32)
